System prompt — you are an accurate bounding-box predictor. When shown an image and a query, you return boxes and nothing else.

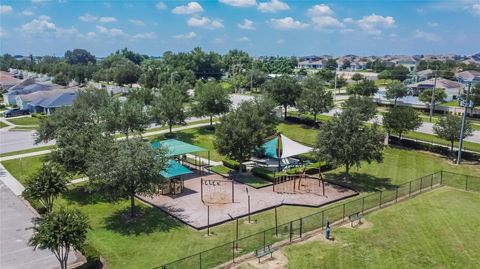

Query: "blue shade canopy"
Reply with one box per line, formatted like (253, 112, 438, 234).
(160, 160, 193, 179)
(151, 139, 207, 157)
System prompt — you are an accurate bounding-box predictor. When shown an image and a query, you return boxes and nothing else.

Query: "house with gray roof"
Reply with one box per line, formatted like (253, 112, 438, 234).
(2, 78, 51, 105)
(456, 70, 480, 86)
(28, 91, 78, 114)
(407, 77, 464, 101)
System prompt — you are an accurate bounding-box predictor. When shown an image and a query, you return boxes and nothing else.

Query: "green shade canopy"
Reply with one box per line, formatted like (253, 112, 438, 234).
(151, 139, 207, 157)
(160, 160, 193, 179)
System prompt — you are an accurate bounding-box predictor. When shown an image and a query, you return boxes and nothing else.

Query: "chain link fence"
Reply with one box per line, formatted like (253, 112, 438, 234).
(157, 171, 479, 269)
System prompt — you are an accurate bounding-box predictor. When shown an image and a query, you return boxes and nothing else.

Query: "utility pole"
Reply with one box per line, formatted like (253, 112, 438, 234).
(333, 68, 338, 101)
(456, 82, 472, 165)
(429, 67, 439, 122)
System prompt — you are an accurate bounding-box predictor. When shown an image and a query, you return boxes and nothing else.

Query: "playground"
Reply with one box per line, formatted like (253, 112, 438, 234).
(140, 171, 357, 229)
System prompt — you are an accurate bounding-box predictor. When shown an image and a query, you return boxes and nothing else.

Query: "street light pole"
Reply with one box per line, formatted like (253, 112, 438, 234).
(429, 68, 439, 122)
(456, 82, 472, 165)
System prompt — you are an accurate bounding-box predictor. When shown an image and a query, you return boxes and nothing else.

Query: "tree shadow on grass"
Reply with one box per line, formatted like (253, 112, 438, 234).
(62, 185, 111, 205)
(325, 172, 397, 192)
(104, 206, 181, 235)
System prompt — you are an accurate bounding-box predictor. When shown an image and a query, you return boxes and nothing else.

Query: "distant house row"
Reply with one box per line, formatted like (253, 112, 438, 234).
(1, 71, 78, 114)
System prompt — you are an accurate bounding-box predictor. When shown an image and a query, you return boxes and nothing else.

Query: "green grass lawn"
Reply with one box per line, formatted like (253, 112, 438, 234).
(209, 165, 233, 176)
(404, 131, 480, 153)
(2, 145, 480, 268)
(284, 188, 480, 269)
(238, 175, 272, 188)
(6, 116, 39, 126)
(1, 155, 46, 184)
(0, 121, 8, 128)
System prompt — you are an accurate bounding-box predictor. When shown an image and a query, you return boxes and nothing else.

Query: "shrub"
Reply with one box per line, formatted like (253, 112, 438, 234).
(222, 159, 246, 172)
(251, 167, 284, 181)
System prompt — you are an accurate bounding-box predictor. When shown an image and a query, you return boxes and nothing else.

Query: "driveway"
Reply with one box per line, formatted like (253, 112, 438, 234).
(0, 182, 81, 269)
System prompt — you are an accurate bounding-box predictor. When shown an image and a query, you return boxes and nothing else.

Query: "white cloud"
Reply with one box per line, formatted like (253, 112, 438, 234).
(269, 17, 308, 30)
(132, 32, 156, 39)
(238, 19, 255, 30)
(343, 17, 354, 23)
(258, 0, 289, 13)
(340, 28, 354, 33)
(99, 16, 117, 23)
(156, 1, 167, 10)
(104, 2, 112, 8)
(213, 37, 224, 44)
(276, 39, 285, 44)
(413, 29, 441, 42)
(0, 27, 8, 38)
(21, 10, 35, 16)
(311, 16, 344, 30)
(390, 33, 398, 38)
(174, 31, 197, 40)
(172, 2, 203, 15)
(237, 36, 249, 42)
(96, 25, 128, 37)
(129, 19, 145, 26)
(21, 15, 56, 33)
(0, 5, 13, 14)
(187, 16, 224, 29)
(307, 4, 334, 16)
(219, 0, 257, 7)
(471, 3, 480, 15)
(31, 0, 50, 3)
(357, 13, 395, 35)
(79, 31, 97, 39)
(79, 13, 97, 22)
(428, 22, 439, 27)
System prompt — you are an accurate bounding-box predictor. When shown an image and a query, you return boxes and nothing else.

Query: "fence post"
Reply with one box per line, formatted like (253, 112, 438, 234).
(420, 177, 423, 193)
(409, 181, 412, 197)
(199, 252, 202, 269)
(289, 221, 293, 242)
(342, 204, 346, 220)
(232, 241, 235, 263)
(300, 218, 303, 238)
(263, 230, 266, 247)
(395, 187, 399, 203)
(362, 197, 365, 213)
(431, 174, 434, 189)
(440, 170, 443, 185)
(379, 192, 382, 208)
(466, 176, 469, 191)
(321, 211, 324, 228)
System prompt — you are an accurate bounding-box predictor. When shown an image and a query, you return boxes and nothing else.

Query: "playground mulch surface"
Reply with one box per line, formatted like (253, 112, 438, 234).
(140, 171, 357, 229)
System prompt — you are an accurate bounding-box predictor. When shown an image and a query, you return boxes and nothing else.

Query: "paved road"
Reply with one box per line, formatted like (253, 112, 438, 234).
(323, 108, 480, 143)
(0, 182, 81, 269)
(0, 94, 255, 154)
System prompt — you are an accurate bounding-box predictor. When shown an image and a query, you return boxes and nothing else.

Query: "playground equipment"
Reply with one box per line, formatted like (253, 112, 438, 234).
(201, 178, 235, 204)
(273, 174, 326, 196)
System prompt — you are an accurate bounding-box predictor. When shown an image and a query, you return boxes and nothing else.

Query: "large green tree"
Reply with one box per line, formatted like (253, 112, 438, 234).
(348, 79, 378, 96)
(23, 162, 68, 214)
(87, 138, 168, 218)
(35, 89, 111, 173)
(433, 115, 473, 159)
(315, 109, 384, 179)
(383, 107, 422, 141)
(102, 98, 149, 139)
(342, 96, 377, 121)
(29, 208, 89, 269)
(151, 84, 186, 133)
(419, 88, 447, 111)
(297, 77, 333, 122)
(263, 75, 302, 118)
(385, 81, 409, 106)
(192, 81, 232, 127)
(64, 49, 96, 65)
(215, 98, 276, 164)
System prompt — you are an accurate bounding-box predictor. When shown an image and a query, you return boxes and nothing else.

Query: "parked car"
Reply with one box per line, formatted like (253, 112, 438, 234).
(3, 108, 30, 118)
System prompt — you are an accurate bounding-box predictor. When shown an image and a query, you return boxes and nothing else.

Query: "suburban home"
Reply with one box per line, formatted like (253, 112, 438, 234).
(350, 61, 367, 71)
(28, 91, 78, 114)
(0, 71, 21, 91)
(297, 60, 325, 69)
(416, 69, 435, 81)
(407, 77, 464, 101)
(456, 70, 480, 87)
(15, 88, 76, 111)
(2, 78, 53, 105)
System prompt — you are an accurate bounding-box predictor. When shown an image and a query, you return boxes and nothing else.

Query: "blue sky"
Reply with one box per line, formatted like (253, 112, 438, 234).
(1, 0, 479, 57)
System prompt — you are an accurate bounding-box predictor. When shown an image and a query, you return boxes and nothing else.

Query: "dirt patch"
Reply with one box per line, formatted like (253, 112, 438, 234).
(232, 250, 288, 269)
(341, 219, 373, 230)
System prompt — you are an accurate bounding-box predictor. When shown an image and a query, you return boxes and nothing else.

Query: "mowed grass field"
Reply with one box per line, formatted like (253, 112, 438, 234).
(284, 187, 480, 268)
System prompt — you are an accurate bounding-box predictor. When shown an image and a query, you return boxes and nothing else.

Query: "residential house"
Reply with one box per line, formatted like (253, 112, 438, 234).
(15, 88, 76, 111)
(28, 91, 78, 114)
(2, 78, 52, 105)
(416, 69, 435, 81)
(297, 59, 325, 69)
(456, 70, 480, 87)
(407, 77, 464, 101)
(0, 71, 20, 91)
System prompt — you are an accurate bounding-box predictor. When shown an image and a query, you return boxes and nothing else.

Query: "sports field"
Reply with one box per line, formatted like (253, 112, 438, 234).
(284, 187, 480, 268)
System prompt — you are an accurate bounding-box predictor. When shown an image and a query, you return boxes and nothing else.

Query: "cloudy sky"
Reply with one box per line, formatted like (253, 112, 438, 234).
(1, 0, 479, 57)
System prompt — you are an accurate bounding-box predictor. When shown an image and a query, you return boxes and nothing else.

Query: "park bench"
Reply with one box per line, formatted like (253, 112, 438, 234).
(348, 212, 363, 227)
(255, 244, 274, 262)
